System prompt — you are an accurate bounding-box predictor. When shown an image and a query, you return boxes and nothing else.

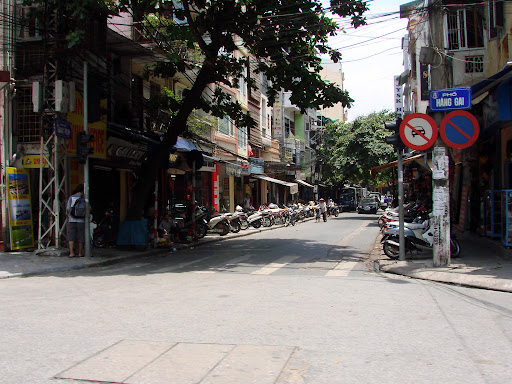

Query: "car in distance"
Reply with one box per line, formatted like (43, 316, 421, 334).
(357, 197, 378, 214)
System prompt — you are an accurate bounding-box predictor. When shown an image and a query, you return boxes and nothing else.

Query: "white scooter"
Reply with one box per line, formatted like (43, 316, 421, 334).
(381, 214, 461, 259)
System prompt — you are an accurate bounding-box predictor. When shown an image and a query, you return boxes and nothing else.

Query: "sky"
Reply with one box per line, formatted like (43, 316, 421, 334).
(326, 0, 409, 121)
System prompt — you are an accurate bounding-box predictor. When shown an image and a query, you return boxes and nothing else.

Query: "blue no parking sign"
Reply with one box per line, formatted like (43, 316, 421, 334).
(439, 111, 479, 149)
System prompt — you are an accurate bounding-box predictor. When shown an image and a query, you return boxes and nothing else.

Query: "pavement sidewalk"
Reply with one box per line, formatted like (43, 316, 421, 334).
(371, 231, 512, 293)
(1, 221, 512, 293)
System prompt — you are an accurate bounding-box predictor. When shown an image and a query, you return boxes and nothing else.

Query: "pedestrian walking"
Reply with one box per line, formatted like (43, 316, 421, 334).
(319, 198, 327, 222)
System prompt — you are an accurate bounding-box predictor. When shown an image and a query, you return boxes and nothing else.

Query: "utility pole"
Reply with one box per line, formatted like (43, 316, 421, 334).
(429, 2, 450, 266)
(83, 61, 91, 258)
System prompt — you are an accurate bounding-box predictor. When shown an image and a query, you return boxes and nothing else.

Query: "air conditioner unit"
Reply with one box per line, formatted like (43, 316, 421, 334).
(32, 82, 42, 112)
(55, 80, 76, 112)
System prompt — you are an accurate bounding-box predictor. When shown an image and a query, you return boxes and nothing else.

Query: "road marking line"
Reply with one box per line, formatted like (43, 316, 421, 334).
(325, 222, 369, 277)
(326, 261, 360, 277)
(336, 221, 369, 247)
(251, 255, 299, 275)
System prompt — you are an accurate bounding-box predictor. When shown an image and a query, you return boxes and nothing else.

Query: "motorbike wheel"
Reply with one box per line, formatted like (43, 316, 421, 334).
(383, 237, 400, 260)
(334, 209, 339, 217)
(261, 216, 272, 227)
(218, 222, 230, 236)
(251, 220, 261, 229)
(291, 215, 296, 226)
(196, 223, 207, 239)
(240, 218, 249, 230)
(450, 238, 461, 258)
(93, 233, 106, 248)
(230, 221, 241, 233)
(378, 217, 386, 230)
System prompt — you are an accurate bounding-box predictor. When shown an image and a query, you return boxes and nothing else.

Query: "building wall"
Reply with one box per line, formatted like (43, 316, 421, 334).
(319, 62, 345, 122)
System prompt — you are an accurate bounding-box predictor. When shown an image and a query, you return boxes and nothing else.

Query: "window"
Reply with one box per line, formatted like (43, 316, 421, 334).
(260, 73, 268, 96)
(284, 117, 295, 138)
(150, 82, 161, 97)
(489, 0, 504, 39)
(238, 125, 247, 149)
(17, 6, 41, 40)
(218, 115, 233, 136)
(465, 55, 484, 73)
(447, 6, 484, 50)
(238, 73, 247, 96)
(261, 96, 270, 139)
(16, 86, 41, 143)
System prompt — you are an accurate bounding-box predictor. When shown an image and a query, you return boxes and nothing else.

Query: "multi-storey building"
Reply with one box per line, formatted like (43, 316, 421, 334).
(399, 0, 512, 241)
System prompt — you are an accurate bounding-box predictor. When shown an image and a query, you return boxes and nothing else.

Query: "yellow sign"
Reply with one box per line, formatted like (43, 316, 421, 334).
(6, 167, 34, 250)
(65, 92, 107, 159)
(23, 155, 50, 168)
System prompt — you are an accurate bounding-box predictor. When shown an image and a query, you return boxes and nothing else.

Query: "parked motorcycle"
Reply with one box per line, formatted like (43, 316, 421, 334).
(93, 208, 118, 248)
(381, 215, 461, 259)
(205, 208, 231, 236)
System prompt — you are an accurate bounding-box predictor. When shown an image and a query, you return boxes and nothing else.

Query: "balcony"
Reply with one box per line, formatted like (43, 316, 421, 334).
(282, 92, 300, 113)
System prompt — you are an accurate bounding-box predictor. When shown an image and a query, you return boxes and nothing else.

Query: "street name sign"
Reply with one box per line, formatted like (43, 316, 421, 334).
(399, 113, 438, 151)
(429, 87, 472, 111)
(439, 110, 479, 149)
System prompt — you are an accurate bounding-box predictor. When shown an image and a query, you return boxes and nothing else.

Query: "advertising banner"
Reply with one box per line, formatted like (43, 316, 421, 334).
(249, 157, 264, 174)
(6, 167, 34, 250)
(65, 92, 107, 159)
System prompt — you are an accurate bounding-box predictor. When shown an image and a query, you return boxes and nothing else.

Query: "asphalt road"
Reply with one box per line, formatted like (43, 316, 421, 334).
(1, 212, 511, 384)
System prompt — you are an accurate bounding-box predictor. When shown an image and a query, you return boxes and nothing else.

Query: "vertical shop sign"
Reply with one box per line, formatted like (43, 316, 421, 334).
(420, 64, 429, 100)
(394, 76, 404, 118)
(6, 168, 34, 250)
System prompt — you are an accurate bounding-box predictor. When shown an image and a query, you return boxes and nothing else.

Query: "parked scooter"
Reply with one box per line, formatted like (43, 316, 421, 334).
(246, 206, 264, 228)
(93, 208, 118, 248)
(381, 215, 461, 259)
(205, 207, 231, 236)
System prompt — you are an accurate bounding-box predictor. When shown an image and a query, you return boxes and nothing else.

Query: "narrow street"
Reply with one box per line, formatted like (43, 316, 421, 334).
(1, 213, 511, 384)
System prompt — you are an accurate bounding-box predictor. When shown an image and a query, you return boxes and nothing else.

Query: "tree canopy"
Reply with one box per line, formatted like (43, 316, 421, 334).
(25, 0, 370, 217)
(318, 110, 397, 189)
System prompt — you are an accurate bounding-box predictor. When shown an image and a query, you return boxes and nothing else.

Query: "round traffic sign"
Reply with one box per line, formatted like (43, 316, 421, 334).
(399, 113, 438, 151)
(439, 111, 479, 149)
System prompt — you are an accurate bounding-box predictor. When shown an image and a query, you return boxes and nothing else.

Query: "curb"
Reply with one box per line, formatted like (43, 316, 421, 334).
(379, 264, 512, 293)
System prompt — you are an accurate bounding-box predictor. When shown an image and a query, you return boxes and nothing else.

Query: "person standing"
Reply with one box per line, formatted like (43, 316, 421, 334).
(319, 198, 327, 222)
(67, 184, 86, 257)
(243, 193, 252, 211)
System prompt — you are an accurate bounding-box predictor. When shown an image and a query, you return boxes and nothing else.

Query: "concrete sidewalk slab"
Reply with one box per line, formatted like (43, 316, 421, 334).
(372, 231, 512, 293)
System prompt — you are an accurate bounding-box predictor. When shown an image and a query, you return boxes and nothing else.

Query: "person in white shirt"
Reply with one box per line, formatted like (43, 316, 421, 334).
(318, 198, 327, 222)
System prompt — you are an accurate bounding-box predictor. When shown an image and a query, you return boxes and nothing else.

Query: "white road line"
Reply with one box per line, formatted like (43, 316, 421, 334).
(326, 261, 360, 276)
(325, 221, 370, 277)
(251, 255, 300, 275)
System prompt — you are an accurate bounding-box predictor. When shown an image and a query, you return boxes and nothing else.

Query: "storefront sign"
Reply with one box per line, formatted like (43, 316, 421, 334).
(23, 155, 50, 168)
(226, 162, 242, 177)
(6, 168, 34, 250)
(394, 76, 404, 117)
(238, 160, 250, 176)
(107, 137, 148, 167)
(249, 157, 264, 174)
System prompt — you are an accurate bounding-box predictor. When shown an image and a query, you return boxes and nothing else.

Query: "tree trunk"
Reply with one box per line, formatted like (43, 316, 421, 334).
(125, 61, 217, 220)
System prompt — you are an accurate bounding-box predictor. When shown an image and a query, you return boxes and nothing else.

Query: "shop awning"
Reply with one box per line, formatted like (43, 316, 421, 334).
(295, 179, 314, 188)
(253, 175, 299, 194)
(173, 137, 198, 152)
(370, 154, 425, 178)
